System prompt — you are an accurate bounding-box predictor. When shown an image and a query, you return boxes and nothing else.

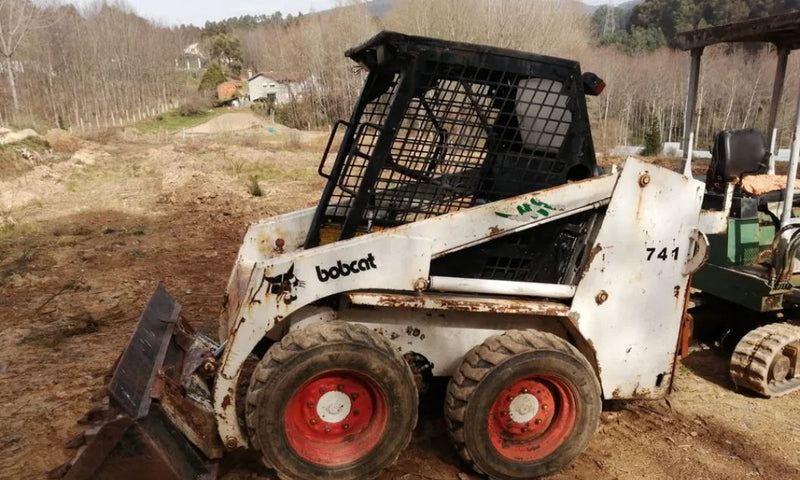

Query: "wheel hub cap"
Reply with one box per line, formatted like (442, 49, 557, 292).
(488, 375, 577, 462)
(316, 391, 352, 423)
(509, 393, 539, 423)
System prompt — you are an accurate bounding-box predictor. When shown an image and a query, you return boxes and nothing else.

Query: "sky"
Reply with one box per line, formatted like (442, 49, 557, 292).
(69, 0, 339, 26)
(68, 0, 615, 27)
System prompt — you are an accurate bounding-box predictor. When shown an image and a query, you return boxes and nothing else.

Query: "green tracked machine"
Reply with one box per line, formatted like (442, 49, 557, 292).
(677, 12, 800, 397)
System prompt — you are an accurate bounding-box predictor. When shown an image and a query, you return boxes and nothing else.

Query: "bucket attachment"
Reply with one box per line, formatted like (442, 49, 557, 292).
(50, 285, 221, 480)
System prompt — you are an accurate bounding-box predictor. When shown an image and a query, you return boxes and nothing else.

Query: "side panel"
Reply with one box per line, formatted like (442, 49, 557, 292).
(238, 207, 316, 262)
(570, 159, 704, 399)
(220, 208, 316, 337)
(310, 307, 570, 376)
(216, 234, 433, 447)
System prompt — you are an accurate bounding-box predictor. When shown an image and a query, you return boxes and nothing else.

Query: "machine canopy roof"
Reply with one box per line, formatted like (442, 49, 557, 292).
(676, 11, 800, 51)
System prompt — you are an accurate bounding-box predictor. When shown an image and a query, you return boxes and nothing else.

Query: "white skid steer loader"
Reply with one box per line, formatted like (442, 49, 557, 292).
(53, 32, 709, 480)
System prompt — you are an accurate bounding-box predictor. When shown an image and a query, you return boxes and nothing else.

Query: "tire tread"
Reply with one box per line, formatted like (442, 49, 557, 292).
(444, 330, 597, 478)
(246, 321, 416, 478)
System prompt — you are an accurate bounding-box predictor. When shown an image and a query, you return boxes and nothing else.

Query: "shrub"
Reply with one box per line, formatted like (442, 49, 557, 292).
(45, 129, 80, 154)
(248, 175, 262, 197)
(179, 96, 212, 117)
(642, 114, 662, 157)
(198, 62, 227, 94)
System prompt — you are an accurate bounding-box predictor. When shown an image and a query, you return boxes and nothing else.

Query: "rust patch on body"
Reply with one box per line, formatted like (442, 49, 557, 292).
(586, 244, 603, 266)
(221, 394, 232, 410)
(345, 292, 571, 317)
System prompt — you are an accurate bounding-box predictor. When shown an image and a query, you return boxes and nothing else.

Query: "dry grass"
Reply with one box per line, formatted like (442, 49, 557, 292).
(80, 127, 124, 145)
(304, 130, 343, 152)
(45, 129, 81, 154)
(0, 136, 53, 180)
(240, 133, 264, 149)
(281, 131, 304, 151)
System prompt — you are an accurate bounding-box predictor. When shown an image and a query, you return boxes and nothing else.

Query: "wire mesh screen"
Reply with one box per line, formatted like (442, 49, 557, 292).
(311, 32, 600, 284)
(326, 76, 399, 219)
(323, 59, 580, 227)
(429, 214, 594, 283)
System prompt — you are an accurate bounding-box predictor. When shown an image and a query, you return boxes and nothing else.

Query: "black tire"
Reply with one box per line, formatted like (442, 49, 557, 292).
(246, 321, 418, 480)
(445, 330, 601, 479)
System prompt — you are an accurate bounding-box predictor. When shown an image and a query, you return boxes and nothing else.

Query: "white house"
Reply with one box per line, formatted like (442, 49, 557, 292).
(248, 71, 307, 105)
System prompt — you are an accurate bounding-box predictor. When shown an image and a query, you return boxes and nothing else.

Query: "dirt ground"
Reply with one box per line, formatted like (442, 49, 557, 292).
(1, 114, 799, 480)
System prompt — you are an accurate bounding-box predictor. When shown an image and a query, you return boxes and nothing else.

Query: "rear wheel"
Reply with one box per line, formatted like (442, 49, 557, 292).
(246, 321, 418, 480)
(445, 330, 601, 479)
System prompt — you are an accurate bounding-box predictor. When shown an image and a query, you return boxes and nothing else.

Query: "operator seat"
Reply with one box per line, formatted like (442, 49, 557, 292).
(705, 128, 769, 194)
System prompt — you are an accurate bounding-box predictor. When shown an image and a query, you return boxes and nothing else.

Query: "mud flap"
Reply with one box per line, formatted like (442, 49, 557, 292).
(51, 284, 220, 480)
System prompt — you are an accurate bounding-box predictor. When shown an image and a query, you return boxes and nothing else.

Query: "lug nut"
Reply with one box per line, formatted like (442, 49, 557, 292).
(505, 421, 514, 429)
(324, 426, 331, 433)
(307, 401, 314, 407)
(506, 395, 513, 402)
(310, 418, 317, 425)
(542, 404, 549, 410)
(522, 388, 529, 394)
(319, 387, 326, 394)
(337, 384, 344, 391)
(343, 424, 350, 430)
(350, 392, 358, 400)
(353, 410, 360, 416)
(535, 419, 543, 425)
(500, 410, 508, 417)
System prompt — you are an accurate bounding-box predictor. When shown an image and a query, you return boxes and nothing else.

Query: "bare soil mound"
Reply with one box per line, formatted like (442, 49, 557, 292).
(184, 112, 273, 134)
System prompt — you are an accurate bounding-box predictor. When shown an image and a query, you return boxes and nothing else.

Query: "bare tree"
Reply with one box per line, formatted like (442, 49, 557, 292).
(0, 0, 50, 112)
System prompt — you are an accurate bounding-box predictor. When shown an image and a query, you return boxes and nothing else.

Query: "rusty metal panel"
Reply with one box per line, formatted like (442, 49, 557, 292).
(60, 407, 216, 480)
(108, 284, 181, 419)
(345, 291, 570, 316)
(570, 158, 705, 400)
(237, 207, 316, 262)
(158, 381, 224, 460)
(331, 306, 571, 376)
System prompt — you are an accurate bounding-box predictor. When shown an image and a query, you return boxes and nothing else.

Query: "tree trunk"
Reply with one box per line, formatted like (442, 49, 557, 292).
(6, 58, 19, 112)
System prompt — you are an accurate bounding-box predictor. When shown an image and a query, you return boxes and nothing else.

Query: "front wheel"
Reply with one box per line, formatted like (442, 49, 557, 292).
(246, 321, 418, 480)
(445, 330, 601, 479)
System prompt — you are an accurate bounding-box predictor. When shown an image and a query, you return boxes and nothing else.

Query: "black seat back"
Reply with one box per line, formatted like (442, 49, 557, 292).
(706, 128, 768, 193)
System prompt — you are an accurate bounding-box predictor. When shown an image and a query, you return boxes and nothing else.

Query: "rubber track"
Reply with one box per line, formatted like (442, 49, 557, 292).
(444, 330, 594, 476)
(730, 322, 800, 397)
(245, 321, 417, 477)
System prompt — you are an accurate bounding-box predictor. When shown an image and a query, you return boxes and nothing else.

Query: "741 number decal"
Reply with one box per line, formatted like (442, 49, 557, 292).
(646, 247, 679, 261)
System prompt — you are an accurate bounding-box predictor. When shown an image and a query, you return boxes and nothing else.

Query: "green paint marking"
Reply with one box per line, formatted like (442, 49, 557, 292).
(496, 198, 558, 222)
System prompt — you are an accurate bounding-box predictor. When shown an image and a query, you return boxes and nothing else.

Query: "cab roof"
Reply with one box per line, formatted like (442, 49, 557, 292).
(676, 11, 800, 51)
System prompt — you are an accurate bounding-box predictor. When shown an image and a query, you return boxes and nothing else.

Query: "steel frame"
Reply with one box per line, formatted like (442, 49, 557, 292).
(678, 13, 800, 223)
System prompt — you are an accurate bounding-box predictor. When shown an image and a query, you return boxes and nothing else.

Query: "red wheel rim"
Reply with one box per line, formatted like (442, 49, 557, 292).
(487, 375, 577, 462)
(284, 370, 389, 466)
